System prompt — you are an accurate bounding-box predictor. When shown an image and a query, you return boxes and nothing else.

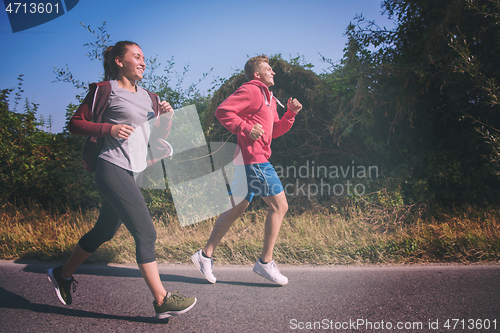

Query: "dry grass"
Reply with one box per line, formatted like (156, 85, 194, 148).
(0, 202, 98, 261)
(1, 201, 499, 265)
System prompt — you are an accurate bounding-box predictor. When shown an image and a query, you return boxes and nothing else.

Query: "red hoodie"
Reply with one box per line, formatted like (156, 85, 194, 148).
(215, 80, 296, 164)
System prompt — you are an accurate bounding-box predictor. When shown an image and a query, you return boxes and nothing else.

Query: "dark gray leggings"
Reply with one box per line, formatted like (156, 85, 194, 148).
(78, 158, 157, 264)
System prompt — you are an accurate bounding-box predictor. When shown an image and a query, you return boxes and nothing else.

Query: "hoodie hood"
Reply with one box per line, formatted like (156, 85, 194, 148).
(245, 80, 284, 108)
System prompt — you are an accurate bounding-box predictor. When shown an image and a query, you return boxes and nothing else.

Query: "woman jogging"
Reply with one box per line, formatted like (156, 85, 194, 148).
(47, 41, 196, 320)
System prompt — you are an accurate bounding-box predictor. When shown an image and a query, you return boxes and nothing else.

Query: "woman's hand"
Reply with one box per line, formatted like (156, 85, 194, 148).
(159, 101, 174, 115)
(111, 124, 135, 140)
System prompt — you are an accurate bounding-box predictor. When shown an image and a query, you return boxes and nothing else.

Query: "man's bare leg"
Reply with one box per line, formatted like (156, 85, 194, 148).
(260, 191, 288, 263)
(203, 198, 249, 257)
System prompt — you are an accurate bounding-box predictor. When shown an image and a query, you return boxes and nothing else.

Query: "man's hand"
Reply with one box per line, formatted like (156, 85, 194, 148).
(159, 101, 174, 115)
(249, 123, 264, 141)
(287, 97, 302, 114)
(111, 124, 135, 140)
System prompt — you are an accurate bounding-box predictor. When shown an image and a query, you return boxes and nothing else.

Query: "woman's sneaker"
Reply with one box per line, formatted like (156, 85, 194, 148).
(191, 249, 216, 283)
(154, 292, 197, 319)
(47, 265, 78, 305)
(253, 258, 288, 285)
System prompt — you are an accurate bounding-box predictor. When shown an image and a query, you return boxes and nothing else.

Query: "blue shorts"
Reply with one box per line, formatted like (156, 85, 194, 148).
(229, 162, 284, 203)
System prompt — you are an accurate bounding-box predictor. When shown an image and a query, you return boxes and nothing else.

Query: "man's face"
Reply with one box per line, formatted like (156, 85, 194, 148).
(254, 62, 275, 87)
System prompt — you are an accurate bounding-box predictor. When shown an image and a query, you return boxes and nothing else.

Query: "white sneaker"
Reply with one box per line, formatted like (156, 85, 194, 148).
(191, 250, 216, 283)
(253, 258, 288, 285)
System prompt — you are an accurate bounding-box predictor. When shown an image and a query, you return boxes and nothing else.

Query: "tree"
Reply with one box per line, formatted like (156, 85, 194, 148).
(0, 22, 214, 211)
(333, 0, 500, 204)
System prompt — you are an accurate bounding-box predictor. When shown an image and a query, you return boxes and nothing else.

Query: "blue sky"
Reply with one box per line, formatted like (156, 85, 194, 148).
(1, 0, 393, 133)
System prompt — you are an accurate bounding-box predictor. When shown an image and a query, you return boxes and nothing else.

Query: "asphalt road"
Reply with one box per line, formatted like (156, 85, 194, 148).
(1, 261, 499, 332)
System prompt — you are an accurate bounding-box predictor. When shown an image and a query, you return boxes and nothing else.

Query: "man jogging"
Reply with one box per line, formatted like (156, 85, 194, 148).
(191, 55, 302, 285)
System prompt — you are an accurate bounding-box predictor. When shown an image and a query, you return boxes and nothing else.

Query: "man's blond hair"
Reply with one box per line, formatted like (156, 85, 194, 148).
(244, 55, 269, 81)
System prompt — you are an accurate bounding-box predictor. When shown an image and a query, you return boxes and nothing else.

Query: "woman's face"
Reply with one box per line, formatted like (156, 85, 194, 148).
(115, 44, 145, 82)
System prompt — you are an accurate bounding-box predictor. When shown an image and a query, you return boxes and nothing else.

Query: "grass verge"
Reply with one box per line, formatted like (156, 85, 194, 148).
(1, 201, 499, 264)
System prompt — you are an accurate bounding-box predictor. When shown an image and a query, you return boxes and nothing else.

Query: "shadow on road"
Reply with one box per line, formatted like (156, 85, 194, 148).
(0, 287, 168, 324)
(20, 262, 281, 288)
(216, 280, 282, 288)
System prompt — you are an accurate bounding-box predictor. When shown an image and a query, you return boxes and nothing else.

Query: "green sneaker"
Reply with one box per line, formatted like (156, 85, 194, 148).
(47, 265, 78, 305)
(153, 292, 197, 319)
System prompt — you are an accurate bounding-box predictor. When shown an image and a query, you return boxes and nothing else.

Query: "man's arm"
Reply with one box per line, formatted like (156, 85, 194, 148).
(272, 97, 302, 138)
(215, 87, 253, 136)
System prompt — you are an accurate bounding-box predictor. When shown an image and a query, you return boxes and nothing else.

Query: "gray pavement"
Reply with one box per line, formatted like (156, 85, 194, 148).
(1, 261, 499, 332)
